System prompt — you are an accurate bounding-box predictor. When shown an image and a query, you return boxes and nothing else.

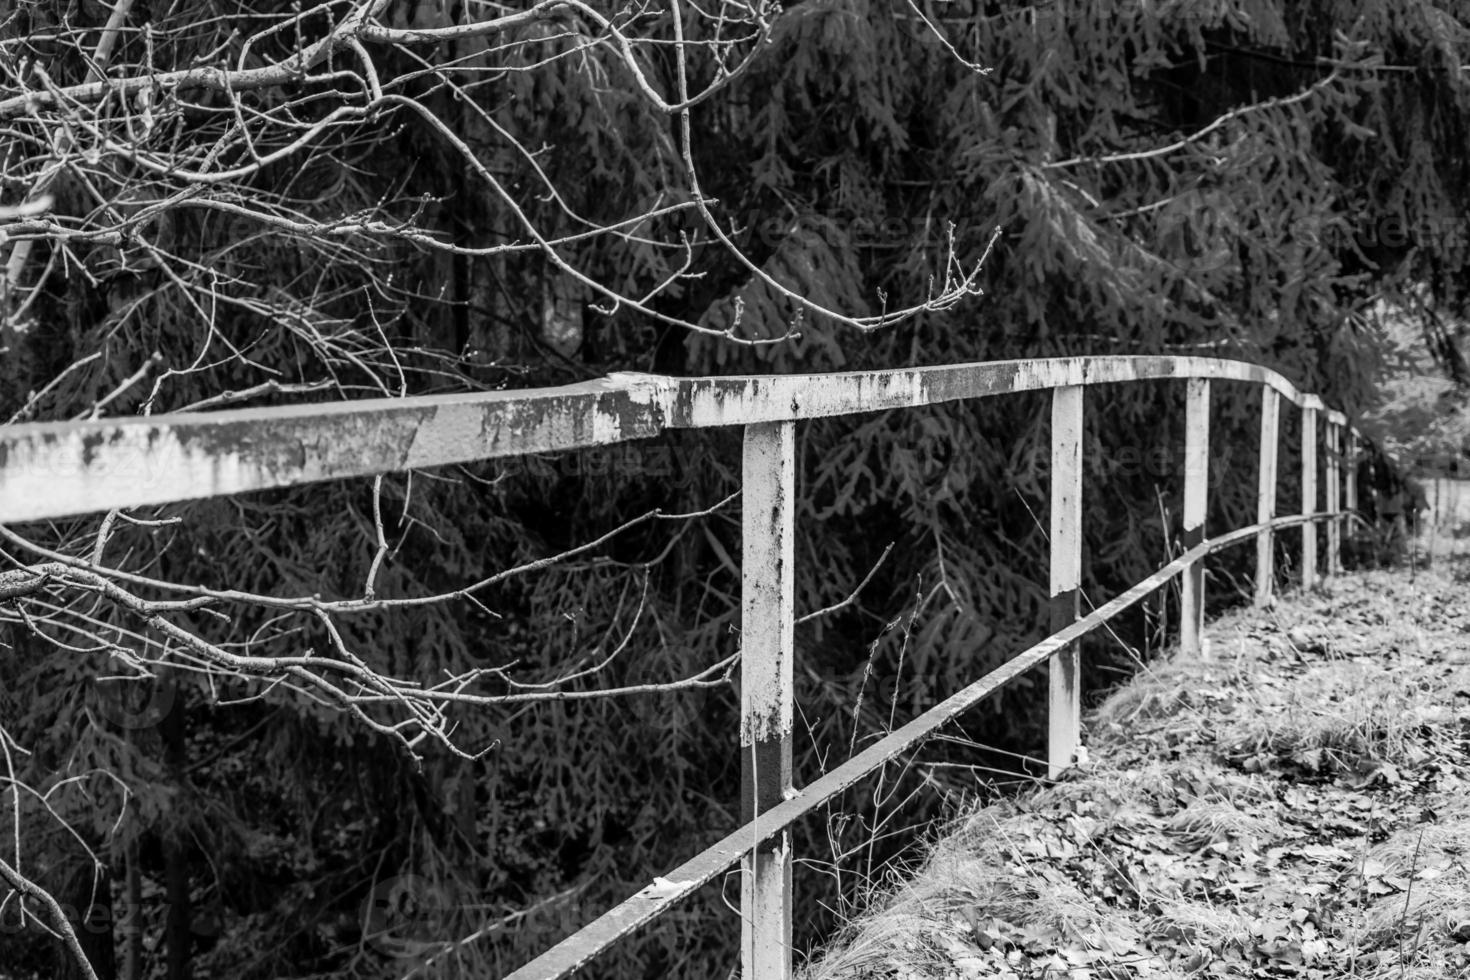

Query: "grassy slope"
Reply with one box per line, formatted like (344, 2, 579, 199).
(803, 565, 1470, 980)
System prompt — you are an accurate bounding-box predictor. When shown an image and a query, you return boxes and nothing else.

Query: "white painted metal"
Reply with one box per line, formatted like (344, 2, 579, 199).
(1048, 386, 1083, 779)
(1, 351, 1365, 980)
(1255, 387, 1280, 608)
(1181, 379, 1210, 656)
(1302, 407, 1318, 589)
(0, 356, 1359, 523)
(507, 514, 1341, 980)
(1346, 430, 1359, 529)
(0, 377, 672, 523)
(740, 421, 795, 980)
(1326, 423, 1341, 576)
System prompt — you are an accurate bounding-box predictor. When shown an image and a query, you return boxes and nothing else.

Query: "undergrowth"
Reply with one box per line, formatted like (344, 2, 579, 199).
(802, 564, 1470, 979)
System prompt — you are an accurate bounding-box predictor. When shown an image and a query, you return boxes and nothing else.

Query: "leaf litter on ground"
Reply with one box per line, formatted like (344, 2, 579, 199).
(802, 566, 1470, 980)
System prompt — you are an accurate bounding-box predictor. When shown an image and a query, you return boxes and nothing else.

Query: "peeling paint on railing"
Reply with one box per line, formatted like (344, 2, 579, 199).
(0, 354, 1361, 980)
(504, 512, 1339, 980)
(0, 357, 1352, 522)
(0, 379, 668, 522)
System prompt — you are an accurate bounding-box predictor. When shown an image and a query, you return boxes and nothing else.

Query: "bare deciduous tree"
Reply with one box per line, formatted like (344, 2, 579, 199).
(0, 2, 990, 976)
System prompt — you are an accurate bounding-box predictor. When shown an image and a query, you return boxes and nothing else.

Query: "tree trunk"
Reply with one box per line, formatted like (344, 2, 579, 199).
(159, 679, 191, 980)
(122, 838, 141, 980)
(61, 861, 116, 980)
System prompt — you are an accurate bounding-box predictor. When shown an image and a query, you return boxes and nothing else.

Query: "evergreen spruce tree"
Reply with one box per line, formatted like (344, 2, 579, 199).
(2, 1, 1469, 976)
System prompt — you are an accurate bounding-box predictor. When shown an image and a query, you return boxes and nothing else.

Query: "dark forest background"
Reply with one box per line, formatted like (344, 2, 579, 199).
(3, 0, 1470, 977)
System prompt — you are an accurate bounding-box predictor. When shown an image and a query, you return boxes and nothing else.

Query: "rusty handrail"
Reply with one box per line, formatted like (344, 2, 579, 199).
(502, 511, 1335, 980)
(0, 356, 1358, 980)
(1, 356, 1344, 523)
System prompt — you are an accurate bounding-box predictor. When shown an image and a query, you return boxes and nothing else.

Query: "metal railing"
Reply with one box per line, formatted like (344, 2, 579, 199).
(0, 356, 1357, 980)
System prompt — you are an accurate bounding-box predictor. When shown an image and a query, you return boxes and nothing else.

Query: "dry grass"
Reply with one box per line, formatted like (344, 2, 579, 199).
(1350, 824, 1470, 947)
(801, 566, 1470, 980)
(1163, 798, 1284, 850)
(1216, 658, 1459, 774)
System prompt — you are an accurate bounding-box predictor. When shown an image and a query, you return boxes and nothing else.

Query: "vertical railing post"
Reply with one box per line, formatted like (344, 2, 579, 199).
(1345, 428, 1358, 564)
(1255, 387, 1280, 608)
(1048, 386, 1082, 779)
(1181, 378, 1210, 656)
(1301, 405, 1318, 589)
(740, 421, 795, 980)
(1326, 422, 1341, 577)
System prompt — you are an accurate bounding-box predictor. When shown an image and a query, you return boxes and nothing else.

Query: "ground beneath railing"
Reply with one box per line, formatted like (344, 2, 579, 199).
(802, 564, 1470, 980)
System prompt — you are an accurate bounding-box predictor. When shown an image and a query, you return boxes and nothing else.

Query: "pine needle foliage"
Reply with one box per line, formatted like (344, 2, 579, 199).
(3, 1, 1469, 977)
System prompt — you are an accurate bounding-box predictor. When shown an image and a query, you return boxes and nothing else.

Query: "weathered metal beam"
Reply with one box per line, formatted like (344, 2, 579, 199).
(1181, 378, 1210, 656)
(1325, 422, 1341, 577)
(1254, 387, 1280, 608)
(647, 356, 1316, 429)
(0, 378, 672, 523)
(1302, 406, 1318, 589)
(501, 512, 1333, 980)
(1, 351, 1363, 980)
(740, 421, 795, 980)
(3, 357, 1336, 523)
(1048, 386, 1083, 778)
(1345, 429, 1359, 525)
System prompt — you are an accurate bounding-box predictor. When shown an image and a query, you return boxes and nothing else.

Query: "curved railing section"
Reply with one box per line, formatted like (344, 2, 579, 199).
(0, 357, 1359, 980)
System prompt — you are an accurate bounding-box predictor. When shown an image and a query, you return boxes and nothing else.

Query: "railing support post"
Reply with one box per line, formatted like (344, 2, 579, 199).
(1048, 386, 1082, 778)
(1302, 406, 1318, 589)
(1326, 422, 1341, 577)
(1181, 378, 1210, 656)
(740, 421, 795, 980)
(1345, 429, 1358, 561)
(1255, 387, 1280, 608)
